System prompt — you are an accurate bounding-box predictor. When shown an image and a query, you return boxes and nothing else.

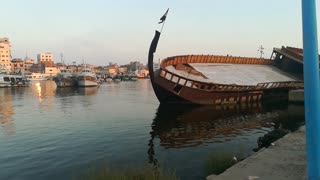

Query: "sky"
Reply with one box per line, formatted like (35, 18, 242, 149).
(1, 0, 319, 65)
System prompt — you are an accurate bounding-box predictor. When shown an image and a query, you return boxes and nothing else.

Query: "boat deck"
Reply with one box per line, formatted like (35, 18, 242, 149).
(166, 63, 299, 86)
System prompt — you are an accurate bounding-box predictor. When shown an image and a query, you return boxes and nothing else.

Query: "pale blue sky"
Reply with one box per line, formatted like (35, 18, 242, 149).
(1, 0, 319, 65)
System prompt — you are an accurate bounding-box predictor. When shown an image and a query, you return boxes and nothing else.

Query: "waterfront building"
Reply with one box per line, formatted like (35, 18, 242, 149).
(106, 63, 119, 75)
(93, 66, 103, 74)
(153, 63, 160, 71)
(44, 66, 60, 77)
(135, 66, 149, 78)
(11, 58, 25, 74)
(24, 63, 33, 74)
(24, 56, 36, 74)
(130, 61, 144, 71)
(25, 57, 35, 64)
(118, 66, 128, 74)
(37, 53, 53, 64)
(0, 38, 12, 72)
(35, 53, 60, 76)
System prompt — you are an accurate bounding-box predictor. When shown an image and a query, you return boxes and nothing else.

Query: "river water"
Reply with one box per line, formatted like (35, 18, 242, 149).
(0, 80, 305, 180)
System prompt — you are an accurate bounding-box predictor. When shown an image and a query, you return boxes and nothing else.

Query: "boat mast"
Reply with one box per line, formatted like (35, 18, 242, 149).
(257, 45, 264, 59)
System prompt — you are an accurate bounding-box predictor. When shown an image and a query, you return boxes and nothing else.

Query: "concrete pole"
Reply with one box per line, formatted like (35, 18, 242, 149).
(301, 0, 320, 179)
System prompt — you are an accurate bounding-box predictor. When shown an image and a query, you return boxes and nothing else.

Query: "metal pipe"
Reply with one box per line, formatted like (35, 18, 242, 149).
(301, 0, 320, 179)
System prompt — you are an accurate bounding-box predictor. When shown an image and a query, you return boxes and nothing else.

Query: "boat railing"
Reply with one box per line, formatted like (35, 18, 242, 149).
(161, 55, 275, 67)
(159, 67, 303, 92)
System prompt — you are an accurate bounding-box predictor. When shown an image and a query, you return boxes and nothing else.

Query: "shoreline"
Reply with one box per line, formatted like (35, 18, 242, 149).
(207, 126, 306, 180)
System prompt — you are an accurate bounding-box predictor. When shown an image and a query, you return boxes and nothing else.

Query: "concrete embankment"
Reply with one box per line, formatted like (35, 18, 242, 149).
(207, 126, 306, 180)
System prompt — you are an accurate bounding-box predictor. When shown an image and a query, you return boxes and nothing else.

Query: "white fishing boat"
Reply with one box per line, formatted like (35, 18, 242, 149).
(0, 74, 30, 87)
(77, 68, 99, 87)
(25, 73, 47, 81)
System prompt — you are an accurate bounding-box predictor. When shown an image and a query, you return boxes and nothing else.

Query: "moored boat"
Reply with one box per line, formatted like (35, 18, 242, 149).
(77, 68, 99, 87)
(0, 74, 30, 87)
(148, 31, 304, 105)
(25, 73, 47, 81)
(112, 74, 121, 83)
(54, 69, 77, 87)
(129, 75, 138, 81)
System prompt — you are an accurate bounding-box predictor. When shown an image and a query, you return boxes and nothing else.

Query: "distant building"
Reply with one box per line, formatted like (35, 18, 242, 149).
(29, 53, 60, 76)
(24, 57, 36, 74)
(37, 53, 53, 64)
(118, 66, 128, 74)
(44, 66, 60, 76)
(11, 58, 25, 74)
(93, 66, 104, 74)
(25, 57, 35, 64)
(0, 37, 12, 72)
(130, 61, 144, 71)
(136, 67, 149, 78)
(153, 63, 160, 71)
(106, 63, 119, 75)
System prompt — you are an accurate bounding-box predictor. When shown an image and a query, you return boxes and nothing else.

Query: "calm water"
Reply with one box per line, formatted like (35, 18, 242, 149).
(0, 80, 305, 180)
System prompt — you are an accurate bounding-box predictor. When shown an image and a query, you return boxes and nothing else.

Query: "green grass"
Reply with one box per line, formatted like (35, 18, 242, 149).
(74, 164, 179, 180)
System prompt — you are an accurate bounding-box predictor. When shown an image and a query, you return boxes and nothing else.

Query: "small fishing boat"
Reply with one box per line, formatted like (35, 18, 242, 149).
(54, 69, 77, 87)
(0, 74, 30, 87)
(77, 68, 99, 87)
(112, 74, 121, 83)
(25, 73, 47, 81)
(129, 75, 138, 81)
(121, 75, 130, 81)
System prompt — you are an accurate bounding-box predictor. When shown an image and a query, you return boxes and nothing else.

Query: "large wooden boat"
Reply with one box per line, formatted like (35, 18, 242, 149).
(148, 31, 303, 105)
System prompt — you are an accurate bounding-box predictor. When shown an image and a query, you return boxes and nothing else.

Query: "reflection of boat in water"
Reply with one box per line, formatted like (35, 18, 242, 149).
(147, 28, 303, 105)
(149, 103, 285, 149)
(148, 102, 304, 169)
(55, 86, 98, 96)
(147, 102, 305, 165)
(54, 69, 77, 87)
(55, 87, 78, 97)
(77, 87, 98, 96)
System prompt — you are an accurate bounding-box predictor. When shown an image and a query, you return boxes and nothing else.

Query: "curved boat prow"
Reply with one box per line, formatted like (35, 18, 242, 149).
(148, 30, 161, 82)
